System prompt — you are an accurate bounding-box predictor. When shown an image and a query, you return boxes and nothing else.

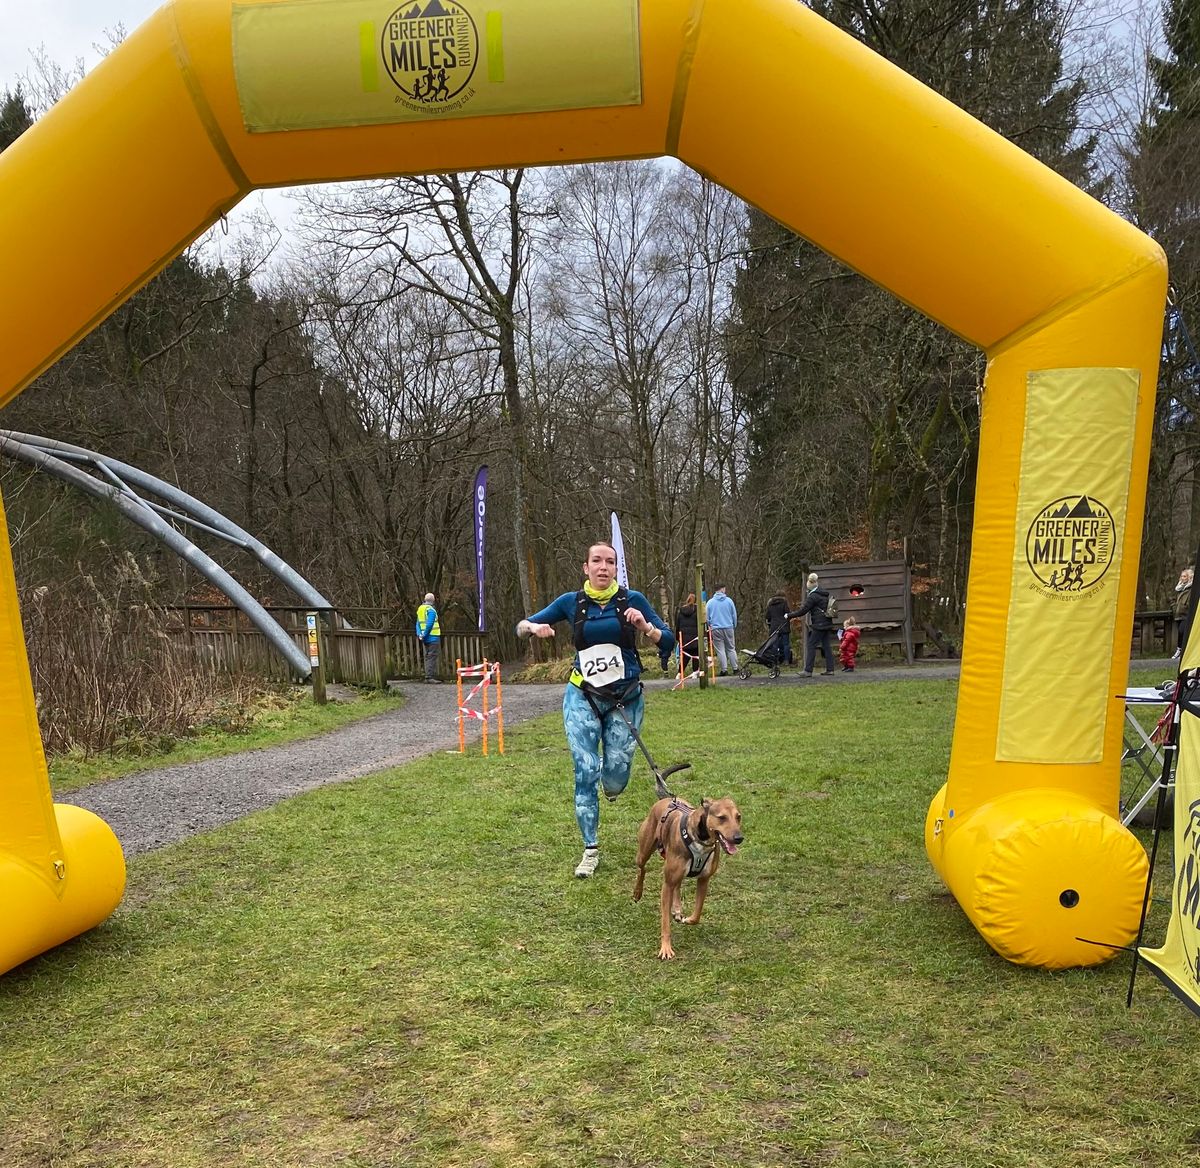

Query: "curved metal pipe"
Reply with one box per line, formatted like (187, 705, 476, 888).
(0, 436, 311, 679)
(0, 431, 336, 614)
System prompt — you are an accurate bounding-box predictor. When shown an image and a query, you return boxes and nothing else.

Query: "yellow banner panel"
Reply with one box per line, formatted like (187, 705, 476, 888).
(997, 369, 1139, 762)
(1140, 712, 1200, 1014)
(1184, 585, 1200, 672)
(233, 0, 642, 132)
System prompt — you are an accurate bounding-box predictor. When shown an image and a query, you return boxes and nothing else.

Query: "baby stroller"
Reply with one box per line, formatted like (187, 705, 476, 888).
(738, 623, 790, 680)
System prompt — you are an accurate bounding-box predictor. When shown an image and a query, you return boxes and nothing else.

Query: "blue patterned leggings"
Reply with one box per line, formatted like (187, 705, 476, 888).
(562, 682, 644, 847)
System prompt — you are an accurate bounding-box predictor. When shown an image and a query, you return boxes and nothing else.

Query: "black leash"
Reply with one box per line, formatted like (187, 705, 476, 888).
(579, 679, 691, 800)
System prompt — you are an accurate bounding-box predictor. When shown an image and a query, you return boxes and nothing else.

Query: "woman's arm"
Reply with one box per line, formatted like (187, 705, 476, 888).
(787, 598, 812, 620)
(516, 593, 574, 639)
(625, 592, 676, 656)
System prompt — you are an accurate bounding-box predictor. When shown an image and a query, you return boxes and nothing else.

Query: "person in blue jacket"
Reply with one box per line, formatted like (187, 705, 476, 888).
(517, 541, 675, 878)
(705, 585, 738, 675)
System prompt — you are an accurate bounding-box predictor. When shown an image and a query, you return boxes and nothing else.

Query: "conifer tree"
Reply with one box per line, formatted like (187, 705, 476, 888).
(727, 0, 1095, 615)
(0, 88, 32, 152)
(1127, 0, 1200, 592)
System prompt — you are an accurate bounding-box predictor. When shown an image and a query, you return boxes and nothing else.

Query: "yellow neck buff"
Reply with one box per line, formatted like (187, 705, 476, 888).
(584, 580, 619, 603)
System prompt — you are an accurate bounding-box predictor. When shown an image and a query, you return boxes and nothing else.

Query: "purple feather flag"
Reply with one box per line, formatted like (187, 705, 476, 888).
(474, 466, 488, 632)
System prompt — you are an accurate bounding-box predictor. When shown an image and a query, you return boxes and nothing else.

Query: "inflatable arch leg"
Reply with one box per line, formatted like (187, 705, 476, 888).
(0, 0, 1165, 971)
(0, 486, 125, 975)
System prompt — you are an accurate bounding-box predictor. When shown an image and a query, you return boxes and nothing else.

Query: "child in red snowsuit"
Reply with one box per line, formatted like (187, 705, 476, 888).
(839, 617, 861, 671)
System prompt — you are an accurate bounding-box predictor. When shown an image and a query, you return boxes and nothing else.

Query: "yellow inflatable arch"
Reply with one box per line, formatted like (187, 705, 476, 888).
(0, 0, 1165, 973)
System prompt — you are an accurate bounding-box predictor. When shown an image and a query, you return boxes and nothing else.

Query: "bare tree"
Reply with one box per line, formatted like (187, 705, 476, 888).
(295, 170, 547, 613)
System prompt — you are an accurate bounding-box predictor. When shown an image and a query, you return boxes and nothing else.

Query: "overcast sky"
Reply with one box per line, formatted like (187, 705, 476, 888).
(1, 1, 305, 261)
(0, 1, 158, 89)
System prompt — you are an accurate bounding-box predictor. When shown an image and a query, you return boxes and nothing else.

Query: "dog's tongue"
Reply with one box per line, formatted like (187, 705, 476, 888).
(721, 838, 739, 856)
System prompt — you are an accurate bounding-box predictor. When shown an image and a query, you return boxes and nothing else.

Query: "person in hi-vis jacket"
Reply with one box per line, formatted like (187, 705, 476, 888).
(415, 592, 442, 683)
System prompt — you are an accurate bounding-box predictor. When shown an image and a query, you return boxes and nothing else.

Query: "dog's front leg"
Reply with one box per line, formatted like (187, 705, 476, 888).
(633, 816, 655, 903)
(671, 888, 685, 921)
(683, 875, 710, 926)
(658, 878, 679, 960)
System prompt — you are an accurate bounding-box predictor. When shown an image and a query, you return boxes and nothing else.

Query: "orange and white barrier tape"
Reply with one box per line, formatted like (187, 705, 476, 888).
(455, 658, 505, 756)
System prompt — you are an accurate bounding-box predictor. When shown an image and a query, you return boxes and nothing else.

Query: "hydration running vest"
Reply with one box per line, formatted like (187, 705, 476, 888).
(572, 587, 639, 655)
(572, 587, 644, 701)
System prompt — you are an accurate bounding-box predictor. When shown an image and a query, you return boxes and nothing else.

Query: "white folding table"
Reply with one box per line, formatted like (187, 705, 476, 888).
(1119, 686, 1174, 827)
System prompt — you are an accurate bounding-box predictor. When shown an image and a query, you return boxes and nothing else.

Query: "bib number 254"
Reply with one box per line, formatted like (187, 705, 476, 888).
(579, 643, 623, 682)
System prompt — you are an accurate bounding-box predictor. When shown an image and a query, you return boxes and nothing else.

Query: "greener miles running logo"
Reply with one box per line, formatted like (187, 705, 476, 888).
(381, 0, 479, 110)
(1025, 495, 1116, 593)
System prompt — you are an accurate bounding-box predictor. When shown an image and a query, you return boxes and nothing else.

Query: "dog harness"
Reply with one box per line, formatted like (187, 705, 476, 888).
(579, 676, 643, 725)
(657, 798, 716, 879)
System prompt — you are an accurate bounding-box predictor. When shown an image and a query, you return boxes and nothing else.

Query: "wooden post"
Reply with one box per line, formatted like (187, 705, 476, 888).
(695, 563, 709, 690)
(373, 632, 386, 689)
(306, 611, 326, 705)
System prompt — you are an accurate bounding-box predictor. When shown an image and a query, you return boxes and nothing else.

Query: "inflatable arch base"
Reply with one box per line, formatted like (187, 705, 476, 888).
(0, 806, 126, 976)
(925, 785, 1148, 969)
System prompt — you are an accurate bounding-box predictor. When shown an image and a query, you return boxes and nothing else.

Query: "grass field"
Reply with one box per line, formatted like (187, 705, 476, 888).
(1, 673, 1196, 1167)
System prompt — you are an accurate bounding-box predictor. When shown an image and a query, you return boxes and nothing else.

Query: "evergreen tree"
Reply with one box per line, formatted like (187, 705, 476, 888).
(1126, 0, 1200, 597)
(0, 87, 32, 152)
(727, 0, 1095, 616)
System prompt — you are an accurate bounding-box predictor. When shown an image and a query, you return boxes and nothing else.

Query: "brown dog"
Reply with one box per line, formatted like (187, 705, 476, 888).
(632, 796, 743, 960)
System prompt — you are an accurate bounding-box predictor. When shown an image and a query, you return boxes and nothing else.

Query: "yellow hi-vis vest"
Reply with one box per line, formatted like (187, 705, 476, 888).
(416, 603, 440, 640)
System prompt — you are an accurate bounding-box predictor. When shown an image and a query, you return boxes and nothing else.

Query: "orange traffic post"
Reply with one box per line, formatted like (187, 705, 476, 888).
(456, 658, 465, 755)
(494, 663, 505, 755)
(481, 657, 490, 757)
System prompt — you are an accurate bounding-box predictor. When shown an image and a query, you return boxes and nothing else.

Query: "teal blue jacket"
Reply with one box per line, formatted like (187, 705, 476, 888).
(521, 590, 675, 684)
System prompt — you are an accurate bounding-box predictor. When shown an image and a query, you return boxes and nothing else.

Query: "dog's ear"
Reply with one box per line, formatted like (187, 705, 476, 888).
(701, 797, 712, 811)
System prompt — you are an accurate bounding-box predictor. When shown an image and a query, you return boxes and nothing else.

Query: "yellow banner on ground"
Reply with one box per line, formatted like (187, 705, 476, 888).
(232, 0, 642, 132)
(1140, 706, 1200, 1014)
(997, 368, 1138, 762)
(1184, 593, 1200, 672)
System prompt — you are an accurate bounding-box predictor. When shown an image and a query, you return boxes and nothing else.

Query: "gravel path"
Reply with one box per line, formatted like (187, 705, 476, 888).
(68, 681, 564, 858)
(67, 657, 1172, 859)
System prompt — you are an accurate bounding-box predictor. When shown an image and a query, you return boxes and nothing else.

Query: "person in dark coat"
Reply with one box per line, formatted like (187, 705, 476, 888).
(788, 572, 836, 676)
(765, 590, 792, 666)
(675, 593, 700, 676)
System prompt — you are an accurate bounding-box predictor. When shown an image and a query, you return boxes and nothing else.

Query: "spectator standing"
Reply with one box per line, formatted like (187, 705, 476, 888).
(706, 586, 738, 676)
(415, 592, 442, 683)
(766, 590, 792, 668)
(839, 616, 861, 672)
(789, 572, 836, 677)
(1174, 566, 1194, 659)
(675, 592, 700, 676)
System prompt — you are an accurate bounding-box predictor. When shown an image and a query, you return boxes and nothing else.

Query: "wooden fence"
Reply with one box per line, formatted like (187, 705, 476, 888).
(164, 603, 1182, 682)
(168, 607, 488, 685)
